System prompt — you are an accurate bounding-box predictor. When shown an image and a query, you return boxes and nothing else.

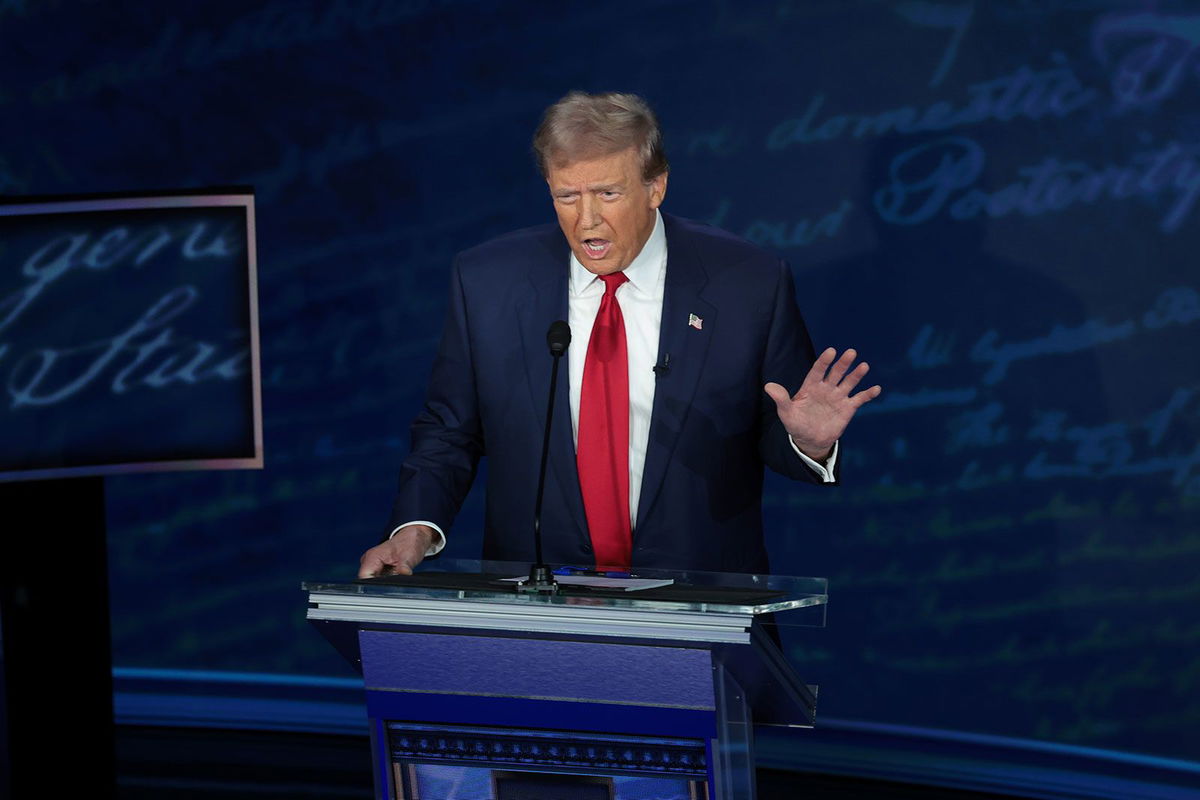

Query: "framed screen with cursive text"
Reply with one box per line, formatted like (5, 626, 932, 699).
(0, 189, 262, 481)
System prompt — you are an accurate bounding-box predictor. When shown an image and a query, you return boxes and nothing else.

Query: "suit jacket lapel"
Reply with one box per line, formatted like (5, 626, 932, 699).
(516, 230, 588, 540)
(635, 215, 716, 532)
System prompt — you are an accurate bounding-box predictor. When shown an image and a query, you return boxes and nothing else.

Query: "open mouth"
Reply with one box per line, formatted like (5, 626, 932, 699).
(582, 238, 612, 259)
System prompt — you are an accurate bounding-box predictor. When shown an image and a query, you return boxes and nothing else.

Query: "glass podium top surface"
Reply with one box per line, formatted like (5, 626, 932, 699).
(304, 559, 828, 617)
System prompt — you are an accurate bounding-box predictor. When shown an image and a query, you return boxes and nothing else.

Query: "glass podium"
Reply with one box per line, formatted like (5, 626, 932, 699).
(304, 560, 828, 800)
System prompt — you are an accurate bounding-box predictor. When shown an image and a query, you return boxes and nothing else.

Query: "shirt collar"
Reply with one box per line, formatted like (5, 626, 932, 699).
(569, 209, 666, 296)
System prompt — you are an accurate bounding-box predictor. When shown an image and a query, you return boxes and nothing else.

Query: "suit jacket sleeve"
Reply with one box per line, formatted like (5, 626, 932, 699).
(757, 259, 839, 485)
(387, 255, 484, 535)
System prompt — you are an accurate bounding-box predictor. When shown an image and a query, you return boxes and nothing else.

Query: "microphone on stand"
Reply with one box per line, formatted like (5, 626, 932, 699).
(518, 320, 571, 594)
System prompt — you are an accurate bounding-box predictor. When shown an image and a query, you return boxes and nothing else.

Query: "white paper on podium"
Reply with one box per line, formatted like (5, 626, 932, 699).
(502, 575, 675, 591)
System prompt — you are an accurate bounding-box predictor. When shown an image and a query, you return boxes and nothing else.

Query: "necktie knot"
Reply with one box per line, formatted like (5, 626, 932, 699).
(599, 272, 628, 296)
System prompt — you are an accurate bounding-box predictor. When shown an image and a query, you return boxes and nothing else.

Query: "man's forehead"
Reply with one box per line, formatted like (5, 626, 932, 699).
(546, 147, 639, 185)
(549, 175, 627, 191)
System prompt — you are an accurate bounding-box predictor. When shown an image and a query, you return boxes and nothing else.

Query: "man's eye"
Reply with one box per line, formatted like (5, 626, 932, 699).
(600, 191, 619, 200)
(556, 195, 578, 204)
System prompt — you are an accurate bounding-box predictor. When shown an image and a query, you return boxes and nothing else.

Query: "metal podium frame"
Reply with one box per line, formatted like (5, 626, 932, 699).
(305, 560, 827, 800)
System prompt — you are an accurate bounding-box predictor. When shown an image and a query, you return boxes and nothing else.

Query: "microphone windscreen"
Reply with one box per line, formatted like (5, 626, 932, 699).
(546, 320, 571, 355)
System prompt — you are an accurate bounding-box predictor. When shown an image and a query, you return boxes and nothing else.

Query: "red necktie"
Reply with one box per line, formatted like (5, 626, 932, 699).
(577, 272, 631, 570)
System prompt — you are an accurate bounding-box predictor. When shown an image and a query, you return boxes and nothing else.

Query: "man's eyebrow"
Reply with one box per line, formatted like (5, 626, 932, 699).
(551, 181, 624, 194)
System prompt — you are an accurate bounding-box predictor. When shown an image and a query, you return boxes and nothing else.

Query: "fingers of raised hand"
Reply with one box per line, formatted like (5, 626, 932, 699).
(838, 360, 870, 393)
(763, 381, 791, 407)
(801, 348, 837, 390)
(830, 348, 858, 383)
(851, 384, 883, 407)
(811, 347, 838, 377)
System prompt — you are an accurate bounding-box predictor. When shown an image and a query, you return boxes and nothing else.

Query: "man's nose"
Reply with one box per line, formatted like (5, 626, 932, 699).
(579, 194, 602, 229)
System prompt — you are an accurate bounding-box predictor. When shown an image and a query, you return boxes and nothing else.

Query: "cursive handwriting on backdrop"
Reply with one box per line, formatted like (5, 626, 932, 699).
(0, 217, 249, 409)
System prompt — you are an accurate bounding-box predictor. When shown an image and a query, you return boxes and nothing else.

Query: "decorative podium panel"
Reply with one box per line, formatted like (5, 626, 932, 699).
(305, 560, 827, 800)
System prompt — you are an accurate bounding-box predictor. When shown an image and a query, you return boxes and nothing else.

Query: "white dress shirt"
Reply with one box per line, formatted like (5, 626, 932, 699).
(396, 210, 837, 554)
(567, 209, 669, 527)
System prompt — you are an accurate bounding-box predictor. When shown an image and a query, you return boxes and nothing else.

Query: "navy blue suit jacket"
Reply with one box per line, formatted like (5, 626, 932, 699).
(389, 213, 833, 573)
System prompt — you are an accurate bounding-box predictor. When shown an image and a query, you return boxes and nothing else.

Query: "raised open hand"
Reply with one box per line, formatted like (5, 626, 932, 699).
(764, 347, 882, 461)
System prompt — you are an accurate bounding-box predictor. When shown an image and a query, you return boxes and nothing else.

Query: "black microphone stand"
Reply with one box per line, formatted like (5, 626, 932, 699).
(518, 321, 570, 594)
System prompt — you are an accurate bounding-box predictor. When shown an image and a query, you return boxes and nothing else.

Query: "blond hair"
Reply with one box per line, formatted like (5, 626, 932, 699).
(532, 91, 668, 181)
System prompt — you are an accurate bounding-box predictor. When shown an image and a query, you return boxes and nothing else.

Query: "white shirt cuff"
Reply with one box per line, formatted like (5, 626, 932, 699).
(788, 437, 838, 483)
(389, 520, 447, 556)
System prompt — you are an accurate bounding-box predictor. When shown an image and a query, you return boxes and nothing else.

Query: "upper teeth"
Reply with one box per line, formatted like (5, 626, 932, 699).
(586, 241, 605, 251)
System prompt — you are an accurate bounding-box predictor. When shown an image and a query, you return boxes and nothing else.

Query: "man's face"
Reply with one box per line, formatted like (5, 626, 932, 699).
(546, 147, 668, 275)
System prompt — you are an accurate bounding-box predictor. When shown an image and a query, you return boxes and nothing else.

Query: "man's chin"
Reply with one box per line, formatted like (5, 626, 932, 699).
(574, 249, 626, 274)
(579, 260, 626, 276)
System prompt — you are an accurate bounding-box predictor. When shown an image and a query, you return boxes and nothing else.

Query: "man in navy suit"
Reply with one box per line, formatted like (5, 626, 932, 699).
(359, 92, 880, 578)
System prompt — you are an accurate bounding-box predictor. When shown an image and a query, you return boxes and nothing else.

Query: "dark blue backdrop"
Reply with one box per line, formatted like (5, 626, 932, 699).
(3, 0, 1197, 769)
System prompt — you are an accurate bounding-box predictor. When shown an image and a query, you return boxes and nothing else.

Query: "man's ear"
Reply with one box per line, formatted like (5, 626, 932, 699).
(649, 171, 668, 209)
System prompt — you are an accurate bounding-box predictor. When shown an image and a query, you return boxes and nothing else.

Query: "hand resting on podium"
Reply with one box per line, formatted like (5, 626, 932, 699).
(358, 524, 436, 578)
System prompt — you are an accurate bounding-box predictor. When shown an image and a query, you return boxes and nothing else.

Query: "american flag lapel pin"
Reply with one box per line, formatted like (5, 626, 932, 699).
(688, 313, 703, 330)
